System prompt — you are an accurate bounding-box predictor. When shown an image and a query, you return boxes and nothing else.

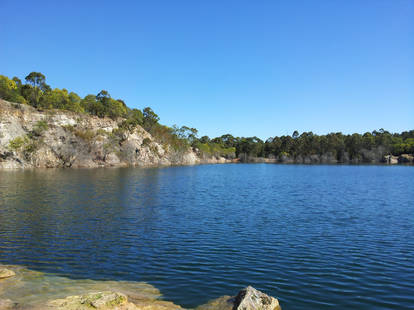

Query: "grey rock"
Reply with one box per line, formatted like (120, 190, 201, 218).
(232, 286, 281, 310)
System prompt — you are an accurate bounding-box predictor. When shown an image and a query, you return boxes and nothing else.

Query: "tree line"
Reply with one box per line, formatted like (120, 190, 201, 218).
(207, 130, 414, 162)
(1, 72, 413, 161)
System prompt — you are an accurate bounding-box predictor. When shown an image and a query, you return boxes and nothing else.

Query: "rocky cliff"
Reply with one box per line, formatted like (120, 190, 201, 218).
(0, 100, 230, 169)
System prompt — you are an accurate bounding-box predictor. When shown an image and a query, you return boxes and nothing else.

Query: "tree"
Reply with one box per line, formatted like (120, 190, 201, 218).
(120, 108, 144, 131)
(96, 90, 111, 103)
(199, 136, 210, 144)
(24, 72, 49, 107)
(106, 98, 128, 119)
(142, 107, 159, 132)
(40, 88, 70, 109)
(0, 75, 26, 103)
(25, 72, 47, 89)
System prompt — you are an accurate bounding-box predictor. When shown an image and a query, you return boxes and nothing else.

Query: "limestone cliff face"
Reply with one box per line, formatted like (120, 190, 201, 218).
(0, 100, 229, 169)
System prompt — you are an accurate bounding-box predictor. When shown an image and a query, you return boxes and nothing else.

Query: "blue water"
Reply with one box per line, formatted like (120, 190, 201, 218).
(0, 164, 413, 309)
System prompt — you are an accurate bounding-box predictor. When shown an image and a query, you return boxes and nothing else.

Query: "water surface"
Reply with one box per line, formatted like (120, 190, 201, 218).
(0, 164, 413, 309)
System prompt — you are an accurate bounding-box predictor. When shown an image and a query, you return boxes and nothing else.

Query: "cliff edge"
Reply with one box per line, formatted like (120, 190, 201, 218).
(0, 100, 229, 169)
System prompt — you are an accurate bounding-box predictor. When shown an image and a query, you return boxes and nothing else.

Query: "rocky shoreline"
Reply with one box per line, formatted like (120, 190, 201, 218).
(0, 265, 281, 310)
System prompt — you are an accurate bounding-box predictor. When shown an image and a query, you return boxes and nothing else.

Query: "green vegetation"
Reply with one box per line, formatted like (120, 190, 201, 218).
(1, 72, 412, 162)
(8, 136, 27, 151)
(208, 130, 414, 162)
(31, 120, 49, 137)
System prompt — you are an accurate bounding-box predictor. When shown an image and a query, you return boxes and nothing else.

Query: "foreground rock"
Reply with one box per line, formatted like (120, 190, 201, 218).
(196, 286, 281, 310)
(0, 269, 15, 279)
(233, 286, 281, 310)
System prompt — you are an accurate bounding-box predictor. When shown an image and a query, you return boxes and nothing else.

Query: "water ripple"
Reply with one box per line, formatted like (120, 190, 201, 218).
(0, 165, 413, 309)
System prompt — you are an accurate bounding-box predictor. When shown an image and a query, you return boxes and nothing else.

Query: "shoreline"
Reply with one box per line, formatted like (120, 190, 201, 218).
(0, 264, 281, 310)
(0, 159, 413, 170)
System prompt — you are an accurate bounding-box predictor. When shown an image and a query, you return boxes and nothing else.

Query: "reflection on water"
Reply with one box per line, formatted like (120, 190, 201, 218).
(1, 165, 414, 309)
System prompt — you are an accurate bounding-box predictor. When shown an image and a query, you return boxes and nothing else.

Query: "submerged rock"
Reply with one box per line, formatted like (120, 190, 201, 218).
(0, 269, 15, 279)
(195, 295, 234, 310)
(46, 291, 185, 310)
(233, 286, 281, 310)
(47, 291, 130, 309)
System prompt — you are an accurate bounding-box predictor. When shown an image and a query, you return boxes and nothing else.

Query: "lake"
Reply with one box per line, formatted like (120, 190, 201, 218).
(0, 164, 413, 309)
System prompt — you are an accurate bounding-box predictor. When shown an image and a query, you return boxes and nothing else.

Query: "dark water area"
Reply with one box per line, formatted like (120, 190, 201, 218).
(0, 164, 413, 309)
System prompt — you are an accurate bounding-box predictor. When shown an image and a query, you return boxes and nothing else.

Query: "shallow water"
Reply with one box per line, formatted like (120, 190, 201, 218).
(0, 164, 413, 309)
(0, 264, 161, 309)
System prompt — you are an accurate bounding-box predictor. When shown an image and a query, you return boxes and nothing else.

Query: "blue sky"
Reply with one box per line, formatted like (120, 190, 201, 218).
(1, 0, 413, 139)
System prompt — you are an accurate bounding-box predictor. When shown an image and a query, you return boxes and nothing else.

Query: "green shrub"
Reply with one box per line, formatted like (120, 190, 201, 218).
(8, 136, 27, 151)
(142, 137, 151, 146)
(31, 120, 49, 136)
(74, 129, 95, 141)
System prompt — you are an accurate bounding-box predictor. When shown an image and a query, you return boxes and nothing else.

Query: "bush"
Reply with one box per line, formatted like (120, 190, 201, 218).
(8, 136, 27, 151)
(74, 129, 95, 141)
(141, 137, 151, 147)
(32, 120, 49, 136)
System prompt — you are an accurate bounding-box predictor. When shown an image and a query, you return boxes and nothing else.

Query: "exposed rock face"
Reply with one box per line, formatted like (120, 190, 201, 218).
(0, 100, 231, 169)
(0, 269, 15, 279)
(232, 286, 281, 310)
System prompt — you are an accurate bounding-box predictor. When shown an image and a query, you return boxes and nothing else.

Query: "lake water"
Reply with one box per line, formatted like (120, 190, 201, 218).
(0, 164, 413, 309)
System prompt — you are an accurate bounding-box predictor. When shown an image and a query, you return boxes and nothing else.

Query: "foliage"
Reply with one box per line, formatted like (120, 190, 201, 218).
(142, 107, 160, 131)
(8, 136, 27, 151)
(142, 137, 151, 146)
(29, 120, 49, 137)
(73, 129, 95, 141)
(0, 75, 26, 103)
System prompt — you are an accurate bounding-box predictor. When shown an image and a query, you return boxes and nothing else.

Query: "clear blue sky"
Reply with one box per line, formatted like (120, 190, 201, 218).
(1, 0, 413, 139)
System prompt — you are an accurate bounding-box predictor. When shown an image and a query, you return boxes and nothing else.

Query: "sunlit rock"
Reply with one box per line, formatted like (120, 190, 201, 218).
(0, 269, 15, 279)
(233, 286, 281, 310)
(46, 291, 130, 309)
(196, 286, 281, 310)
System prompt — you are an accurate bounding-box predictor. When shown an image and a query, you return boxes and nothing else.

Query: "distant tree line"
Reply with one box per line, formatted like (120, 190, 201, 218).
(1, 72, 413, 161)
(204, 130, 414, 162)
